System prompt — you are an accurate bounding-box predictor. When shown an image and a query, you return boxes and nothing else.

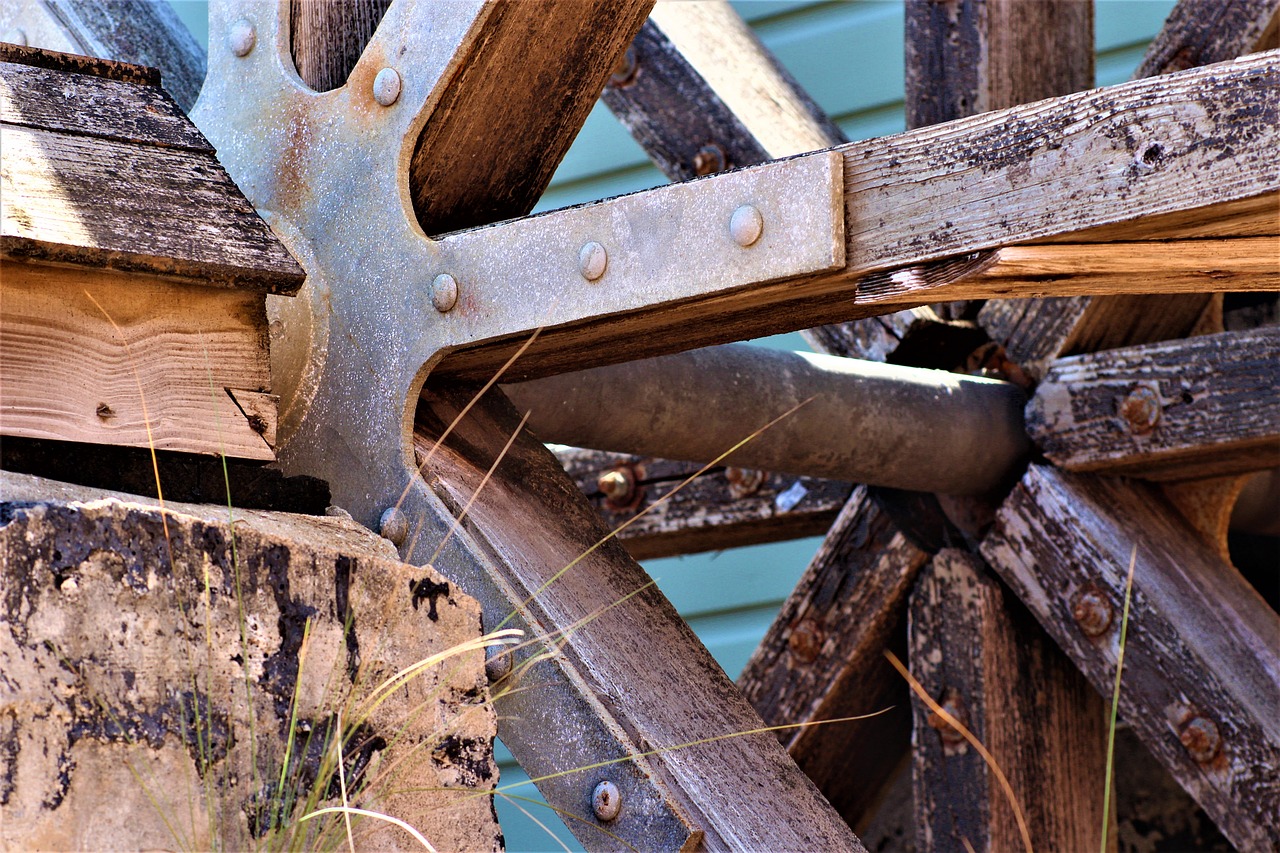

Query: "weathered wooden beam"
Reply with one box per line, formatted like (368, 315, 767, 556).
(1028, 327, 1280, 481)
(980, 465, 1280, 851)
(416, 384, 863, 851)
(290, 0, 392, 93)
(1136, 0, 1279, 78)
(434, 52, 1279, 382)
(908, 549, 1107, 852)
(601, 1, 844, 181)
(737, 487, 931, 828)
(553, 449, 850, 561)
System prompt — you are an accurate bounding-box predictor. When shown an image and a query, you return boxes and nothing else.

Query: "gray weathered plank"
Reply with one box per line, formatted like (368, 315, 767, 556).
(290, 0, 392, 93)
(1028, 327, 1280, 480)
(980, 465, 1280, 851)
(1136, 0, 1279, 78)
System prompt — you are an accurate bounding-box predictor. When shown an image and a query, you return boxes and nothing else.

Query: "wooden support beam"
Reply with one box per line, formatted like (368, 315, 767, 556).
(290, 0, 392, 93)
(737, 487, 931, 828)
(1028, 327, 1280, 481)
(416, 385, 863, 851)
(980, 465, 1280, 851)
(554, 449, 850, 561)
(1137, 0, 1279, 78)
(908, 549, 1107, 852)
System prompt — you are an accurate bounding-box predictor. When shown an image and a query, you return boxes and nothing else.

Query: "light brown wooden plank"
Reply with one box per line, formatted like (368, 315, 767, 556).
(979, 465, 1280, 851)
(416, 384, 864, 851)
(737, 486, 931, 827)
(0, 261, 274, 459)
(408, 0, 653, 235)
(1, 125, 304, 293)
(1027, 327, 1280, 480)
(909, 549, 1108, 853)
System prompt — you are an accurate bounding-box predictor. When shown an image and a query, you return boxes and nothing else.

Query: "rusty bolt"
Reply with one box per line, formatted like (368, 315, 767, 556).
(787, 618, 824, 663)
(592, 780, 621, 821)
(1120, 386, 1161, 435)
(598, 469, 634, 502)
(692, 143, 727, 176)
(725, 467, 765, 499)
(1072, 586, 1114, 637)
(927, 688, 968, 746)
(378, 506, 409, 546)
(1179, 716, 1222, 764)
(608, 47, 638, 88)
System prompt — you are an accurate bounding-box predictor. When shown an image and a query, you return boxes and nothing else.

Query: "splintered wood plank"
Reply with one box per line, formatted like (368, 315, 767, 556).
(0, 125, 303, 293)
(415, 385, 863, 851)
(980, 466, 1280, 851)
(1137, 0, 1279, 78)
(408, 0, 652, 235)
(908, 549, 1108, 853)
(737, 487, 931, 827)
(1027, 327, 1280, 480)
(0, 262, 274, 459)
(554, 449, 850, 560)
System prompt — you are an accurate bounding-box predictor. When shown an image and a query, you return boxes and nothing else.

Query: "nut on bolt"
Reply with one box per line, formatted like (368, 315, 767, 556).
(1179, 716, 1222, 764)
(787, 617, 824, 664)
(597, 465, 640, 510)
(592, 780, 621, 821)
(1120, 385, 1161, 435)
(1071, 586, 1113, 637)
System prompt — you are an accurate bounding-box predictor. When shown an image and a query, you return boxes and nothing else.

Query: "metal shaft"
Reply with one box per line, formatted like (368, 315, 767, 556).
(504, 344, 1032, 496)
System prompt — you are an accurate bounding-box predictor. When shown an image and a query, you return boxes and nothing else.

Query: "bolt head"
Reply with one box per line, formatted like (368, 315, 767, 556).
(1121, 385, 1161, 434)
(378, 506, 409, 546)
(608, 47, 638, 88)
(787, 618, 824, 664)
(730, 204, 764, 247)
(692, 144, 726, 176)
(228, 18, 256, 57)
(592, 780, 621, 821)
(1071, 587, 1114, 637)
(579, 241, 608, 281)
(4, 28, 28, 47)
(927, 689, 969, 747)
(597, 469, 632, 501)
(372, 67, 402, 106)
(1179, 716, 1222, 764)
(431, 273, 459, 313)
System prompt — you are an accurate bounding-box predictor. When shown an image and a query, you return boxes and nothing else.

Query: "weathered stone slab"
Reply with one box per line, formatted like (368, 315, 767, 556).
(0, 472, 501, 851)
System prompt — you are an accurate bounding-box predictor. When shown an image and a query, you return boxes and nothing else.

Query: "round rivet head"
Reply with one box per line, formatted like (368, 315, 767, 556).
(1121, 385, 1161, 435)
(485, 648, 513, 683)
(579, 241, 608, 281)
(378, 507, 408, 546)
(431, 273, 459, 313)
(730, 204, 764, 247)
(372, 67, 401, 106)
(4, 28, 28, 47)
(592, 780, 621, 821)
(1072, 587, 1113, 638)
(228, 18, 256, 57)
(1180, 716, 1222, 764)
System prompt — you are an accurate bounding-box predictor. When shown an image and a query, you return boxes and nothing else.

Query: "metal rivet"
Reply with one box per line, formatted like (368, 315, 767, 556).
(372, 67, 401, 107)
(486, 648, 513, 683)
(1071, 587, 1113, 637)
(592, 780, 621, 821)
(579, 241, 607, 281)
(1179, 716, 1222, 764)
(730, 204, 763, 247)
(431, 273, 459, 313)
(787, 618, 824, 664)
(692, 143, 726, 176)
(228, 18, 256, 57)
(1121, 385, 1161, 435)
(378, 507, 408, 546)
(4, 28, 28, 47)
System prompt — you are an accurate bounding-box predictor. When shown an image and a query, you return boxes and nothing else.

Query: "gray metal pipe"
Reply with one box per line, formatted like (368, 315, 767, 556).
(504, 344, 1032, 496)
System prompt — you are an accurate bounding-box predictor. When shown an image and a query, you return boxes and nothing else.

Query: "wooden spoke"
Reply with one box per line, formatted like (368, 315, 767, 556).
(1137, 0, 1279, 78)
(980, 465, 1280, 851)
(908, 549, 1107, 853)
(1028, 327, 1280, 480)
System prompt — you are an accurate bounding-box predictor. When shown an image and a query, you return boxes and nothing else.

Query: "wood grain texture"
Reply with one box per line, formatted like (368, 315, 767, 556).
(737, 486, 931, 827)
(1028, 327, 1280, 480)
(409, 0, 652, 235)
(905, 0, 1093, 129)
(1136, 0, 1279, 78)
(908, 550, 1108, 853)
(979, 465, 1280, 851)
(0, 262, 273, 459)
(554, 449, 850, 561)
(1, 124, 304, 293)
(290, 0, 392, 93)
(415, 384, 863, 851)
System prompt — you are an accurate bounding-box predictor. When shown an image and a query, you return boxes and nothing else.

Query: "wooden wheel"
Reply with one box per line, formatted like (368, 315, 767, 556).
(10, 1, 1277, 849)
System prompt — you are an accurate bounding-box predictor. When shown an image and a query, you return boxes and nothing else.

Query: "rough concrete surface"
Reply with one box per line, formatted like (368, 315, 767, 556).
(0, 472, 503, 851)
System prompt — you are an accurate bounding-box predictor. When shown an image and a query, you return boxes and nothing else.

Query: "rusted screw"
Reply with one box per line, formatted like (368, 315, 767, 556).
(608, 47, 638, 88)
(730, 204, 764, 247)
(579, 241, 608, 281)
(1120, 385, 1161, 435)
(597, 469, 634, 503)
(692, 143, 726, 176)
(725, 467, 765, 499)
(927, 688, 968, 746)
(378, 506, 409, 546)
(787, 618, 824, 663)
(1179, 716, 1222, 764)
(228, 18, 256, 57)
(592, 780, 621, 821)
(1072, 587, 1114, 637)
